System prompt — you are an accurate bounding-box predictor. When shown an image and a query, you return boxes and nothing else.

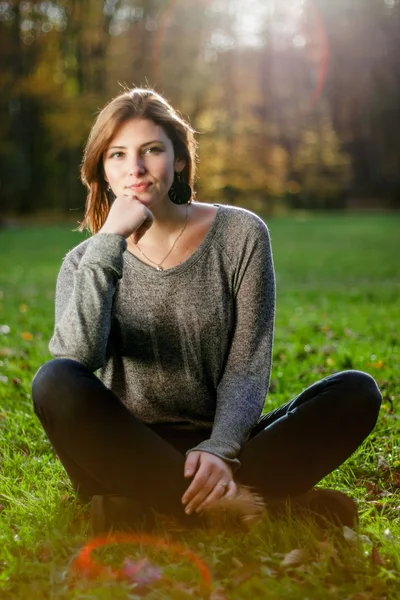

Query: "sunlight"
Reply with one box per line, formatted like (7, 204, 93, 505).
(208, 0, 307, 48)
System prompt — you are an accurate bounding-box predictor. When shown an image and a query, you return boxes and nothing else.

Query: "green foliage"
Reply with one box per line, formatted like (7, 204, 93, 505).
(1, 0, 399, 213)
(0, 214, 399, 598)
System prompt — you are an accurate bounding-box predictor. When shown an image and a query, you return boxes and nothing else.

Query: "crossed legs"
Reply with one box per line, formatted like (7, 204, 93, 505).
(32, 359, 382, 522)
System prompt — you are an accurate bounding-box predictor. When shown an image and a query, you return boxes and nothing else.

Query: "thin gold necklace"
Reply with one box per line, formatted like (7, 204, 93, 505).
(135, 204, 189, 272)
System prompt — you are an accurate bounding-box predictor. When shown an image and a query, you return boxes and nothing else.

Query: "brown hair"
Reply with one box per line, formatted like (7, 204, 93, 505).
(79, 88, 198, 233)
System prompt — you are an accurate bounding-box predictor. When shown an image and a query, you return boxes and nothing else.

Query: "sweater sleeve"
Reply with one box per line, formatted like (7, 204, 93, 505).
(186, 218, 275, 471)
(49, 233, 127, 372)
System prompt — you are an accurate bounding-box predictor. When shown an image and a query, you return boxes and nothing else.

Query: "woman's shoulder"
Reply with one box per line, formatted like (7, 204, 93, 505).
(60, 236, 92, 268)
(214, 204, 270, 239)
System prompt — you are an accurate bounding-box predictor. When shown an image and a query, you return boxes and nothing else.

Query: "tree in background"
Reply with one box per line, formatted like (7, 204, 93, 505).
(0, 0, 398, 216)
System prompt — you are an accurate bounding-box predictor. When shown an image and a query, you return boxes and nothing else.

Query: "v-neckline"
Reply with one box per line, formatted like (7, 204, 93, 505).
(124, 204, 224, 277)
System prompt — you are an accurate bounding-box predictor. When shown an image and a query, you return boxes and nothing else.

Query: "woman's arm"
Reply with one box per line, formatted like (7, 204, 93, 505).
(186, 216, 276, 470)
(49, 234, 126, 372)
(50, 194, 153, 372)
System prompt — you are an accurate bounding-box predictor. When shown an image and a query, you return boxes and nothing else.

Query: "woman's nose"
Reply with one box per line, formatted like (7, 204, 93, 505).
(128, 155, 146, 176)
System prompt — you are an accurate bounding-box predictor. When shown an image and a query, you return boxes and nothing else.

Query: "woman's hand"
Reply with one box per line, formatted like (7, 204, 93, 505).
(98, 193, 154, 243)
(182, 451, 237, 515)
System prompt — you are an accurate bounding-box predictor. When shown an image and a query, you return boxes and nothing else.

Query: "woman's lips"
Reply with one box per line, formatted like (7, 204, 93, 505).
(127, 183, 150, 192)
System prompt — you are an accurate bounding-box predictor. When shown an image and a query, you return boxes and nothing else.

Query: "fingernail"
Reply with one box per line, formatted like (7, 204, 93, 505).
(185, 507, 191, 515)
(185, 470, 191, 476)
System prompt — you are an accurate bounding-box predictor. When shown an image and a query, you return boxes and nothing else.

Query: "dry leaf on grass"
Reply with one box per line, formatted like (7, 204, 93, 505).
(377, 456, 390, 472)
(280, 548, 309, 569)
(232, 563, 262, 585)
(317, 541, 340, 564)
(391, 472, 400, 488)
(343, 526, 372, 546)
(37, 540, 52, 563)
(371, 546, 386, 567)
(364, 480, 381, 496)
(343, 526, 358, 543)
(231, 557, 243, 569)
(209, 586, 230, 600)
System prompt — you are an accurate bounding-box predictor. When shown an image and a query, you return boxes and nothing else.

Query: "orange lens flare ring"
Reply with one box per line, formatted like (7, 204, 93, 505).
(71, 532, 212, 588)
(152, 0, 328, 107)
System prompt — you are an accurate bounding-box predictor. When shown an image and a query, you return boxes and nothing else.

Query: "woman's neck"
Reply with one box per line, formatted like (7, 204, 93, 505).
(143, 201, 189, 240)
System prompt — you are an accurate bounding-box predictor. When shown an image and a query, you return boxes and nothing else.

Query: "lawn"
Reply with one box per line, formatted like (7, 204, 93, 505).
(0, 212, 399, 599)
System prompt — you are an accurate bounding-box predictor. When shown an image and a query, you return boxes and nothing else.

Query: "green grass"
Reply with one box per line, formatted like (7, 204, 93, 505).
(0, 213, 399, 599)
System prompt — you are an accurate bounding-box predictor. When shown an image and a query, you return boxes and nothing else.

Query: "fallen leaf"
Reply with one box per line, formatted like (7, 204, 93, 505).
(38, 540, 52, 563)
(364, 480, 381, 496)
(232, 563, 261, 585)
(19, 304, 29, 313)
(371, 360, 385, 369)
(317, 541, 340, 563)
(320, 345, 337, 356)
(210, 586, 229, 600)
(0, 348, 12, 357)
(343, 527, 372, 546)
(377, 456, 390, 472)
(280, 548, 309, 569)
(21, 332, 33, 341)
(368, 500, 384, 512)
(391, 472, 400, 488)
(371, 546, 385, 567)
(343, 526, 358, 542)
(122, 556, 163, 587)
(167, 582, 197, 596)
(231, 557, 243, 568)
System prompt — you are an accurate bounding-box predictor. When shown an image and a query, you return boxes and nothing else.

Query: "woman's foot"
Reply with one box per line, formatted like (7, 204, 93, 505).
(268, 488, 359, 528)
(91, 495, 155, 536)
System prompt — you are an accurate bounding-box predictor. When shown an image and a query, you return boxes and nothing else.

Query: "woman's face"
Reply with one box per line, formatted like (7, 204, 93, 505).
(103, 118, 184, 207)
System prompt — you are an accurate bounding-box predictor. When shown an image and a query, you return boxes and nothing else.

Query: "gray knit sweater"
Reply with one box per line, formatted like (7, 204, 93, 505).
(49, 205, 275, 470)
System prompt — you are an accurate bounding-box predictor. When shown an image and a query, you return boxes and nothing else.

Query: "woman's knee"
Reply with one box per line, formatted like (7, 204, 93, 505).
(31, 358, 84, 414)
(336, 369, 382, 420)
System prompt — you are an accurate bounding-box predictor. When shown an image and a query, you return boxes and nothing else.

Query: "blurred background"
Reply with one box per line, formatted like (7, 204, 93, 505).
(0, 0, 399, 222)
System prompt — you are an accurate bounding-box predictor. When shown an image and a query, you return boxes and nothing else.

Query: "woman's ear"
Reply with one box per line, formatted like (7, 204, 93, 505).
(174, 157, 186, 173)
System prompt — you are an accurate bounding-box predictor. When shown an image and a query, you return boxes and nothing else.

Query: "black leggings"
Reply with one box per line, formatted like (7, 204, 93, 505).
(31, 359, 381, 522)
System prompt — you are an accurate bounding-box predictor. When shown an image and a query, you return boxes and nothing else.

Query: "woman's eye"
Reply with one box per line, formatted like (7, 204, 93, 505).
(110, 152, 123, 159)
(144, 146, 163, 155)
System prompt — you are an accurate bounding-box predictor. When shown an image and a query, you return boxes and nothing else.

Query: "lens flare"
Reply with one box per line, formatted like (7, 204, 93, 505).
(71, 531, 212, 590)
(152, 0, 328, 108)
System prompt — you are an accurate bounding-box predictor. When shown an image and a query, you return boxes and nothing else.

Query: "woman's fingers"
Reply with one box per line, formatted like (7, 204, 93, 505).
(182, 451, 234, 514)
(195, 479, 233, 513)
(224, 479, 237, 499)
(183, 469, 215, 513)
(183, 451, 201, 479)
(98, 194, 154, 239)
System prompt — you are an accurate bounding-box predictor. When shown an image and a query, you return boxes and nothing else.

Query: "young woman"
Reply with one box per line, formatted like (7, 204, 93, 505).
(32, 88, 382, 533)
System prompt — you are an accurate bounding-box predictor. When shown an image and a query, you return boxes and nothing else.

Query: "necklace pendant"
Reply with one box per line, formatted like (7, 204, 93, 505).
(156, 265, 163, 272)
